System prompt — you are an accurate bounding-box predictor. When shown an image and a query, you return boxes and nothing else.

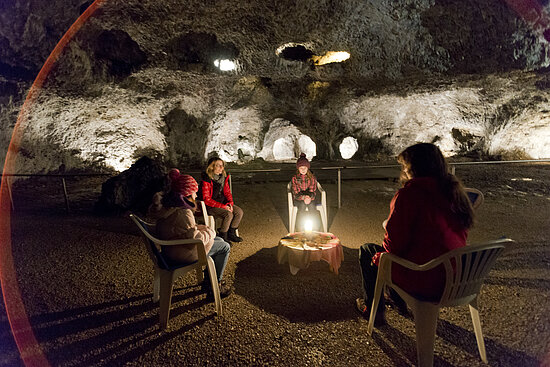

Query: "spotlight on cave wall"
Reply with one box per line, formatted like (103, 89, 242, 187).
(214, 59, 236, 71)
(339, 136, 358, 159)
(273, 138, 295, 160)
(298, 135, 316, 159)
(311, 51, 350, 66)
(271, 135, 317, 161)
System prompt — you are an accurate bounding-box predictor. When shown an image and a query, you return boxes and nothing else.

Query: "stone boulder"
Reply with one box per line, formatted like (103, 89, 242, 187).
(94, 156, 167, 215)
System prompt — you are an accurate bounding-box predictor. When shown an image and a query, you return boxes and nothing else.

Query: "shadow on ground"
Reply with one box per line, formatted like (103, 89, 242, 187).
(233, 246, 361, 323)
(30, 286, 214, 366)
(370, 310, 541, 367)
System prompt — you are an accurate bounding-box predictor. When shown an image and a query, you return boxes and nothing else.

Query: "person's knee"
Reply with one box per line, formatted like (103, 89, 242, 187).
(359, 243, 374, 262)
(220, 209, 231, 218)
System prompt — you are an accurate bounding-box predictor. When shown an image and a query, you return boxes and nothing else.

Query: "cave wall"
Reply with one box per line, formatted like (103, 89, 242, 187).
(1, 0, 549, 173)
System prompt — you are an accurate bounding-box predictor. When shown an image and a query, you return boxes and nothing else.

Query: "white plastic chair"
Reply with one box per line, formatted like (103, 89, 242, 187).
(196, 200, 216, 229)
(129, 214, 222, 329)
(199, 200, 239, 237)
(464, 187, 484, 209)
(367, 238, 513, 367)
(287, 181, 328, 233)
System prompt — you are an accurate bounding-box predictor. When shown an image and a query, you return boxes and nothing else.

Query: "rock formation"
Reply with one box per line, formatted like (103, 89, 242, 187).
(1, 0, 549, 174)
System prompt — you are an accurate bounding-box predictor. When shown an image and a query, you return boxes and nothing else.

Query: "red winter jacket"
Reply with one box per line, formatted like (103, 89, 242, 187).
(378, 177, 468, 300)
(200, 172, 234, 209)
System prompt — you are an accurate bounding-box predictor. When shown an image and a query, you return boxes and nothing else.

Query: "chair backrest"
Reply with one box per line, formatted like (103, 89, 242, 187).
(438, 239, 510, 306)
(198, 200, 216, 229)
(287, 181, 325, 197)
(129, 214, 171, 270)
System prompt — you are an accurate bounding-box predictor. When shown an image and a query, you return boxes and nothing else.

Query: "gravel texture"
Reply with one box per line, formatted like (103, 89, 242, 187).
(1, 163, 549, 366)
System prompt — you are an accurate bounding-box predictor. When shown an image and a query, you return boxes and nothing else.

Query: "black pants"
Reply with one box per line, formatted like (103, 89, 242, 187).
(359, 243, 386, 313)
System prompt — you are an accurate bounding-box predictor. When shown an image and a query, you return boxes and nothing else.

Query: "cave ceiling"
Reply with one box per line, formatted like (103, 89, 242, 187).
(1, 0, 550, 173)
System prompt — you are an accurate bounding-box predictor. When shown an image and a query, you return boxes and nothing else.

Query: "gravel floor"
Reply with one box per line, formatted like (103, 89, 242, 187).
(1, 163, 549, 366)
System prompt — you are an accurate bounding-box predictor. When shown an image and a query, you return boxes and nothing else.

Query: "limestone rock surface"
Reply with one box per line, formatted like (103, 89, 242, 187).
(1, 0, 550, 174)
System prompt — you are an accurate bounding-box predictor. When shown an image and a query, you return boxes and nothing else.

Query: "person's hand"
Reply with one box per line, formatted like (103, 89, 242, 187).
(304, 196, 312, 205)
(372, 252, 383, 266)
(226, 204, 233, 212)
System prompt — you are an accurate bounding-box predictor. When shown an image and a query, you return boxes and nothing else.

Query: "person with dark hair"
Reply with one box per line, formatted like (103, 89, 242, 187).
(148, 168, 232, 299)
(199, 157, 244, 243)
(356, 143, 474, 326)
(290, 153, 320, 231)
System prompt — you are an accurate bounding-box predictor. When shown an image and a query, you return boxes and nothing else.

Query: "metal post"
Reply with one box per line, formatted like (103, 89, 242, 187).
(229, 174, 232, 193)
(337, 168, 341, 208)
(6, 176, 14, 211)
(451, 165, 456, 175)
(61, 178, 70, 214)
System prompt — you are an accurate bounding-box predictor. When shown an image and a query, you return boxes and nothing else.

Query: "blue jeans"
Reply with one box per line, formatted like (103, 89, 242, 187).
(206, 237, 230, 282)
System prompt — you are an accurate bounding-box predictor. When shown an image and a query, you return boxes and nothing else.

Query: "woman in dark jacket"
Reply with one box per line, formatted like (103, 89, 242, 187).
(199, 157, 244, 243)
(356, 143, 474, 326)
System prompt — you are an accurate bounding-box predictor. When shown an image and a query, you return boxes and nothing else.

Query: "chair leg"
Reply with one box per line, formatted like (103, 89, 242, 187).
(153, 268, 160, 303)
(206, 257, 223, 316)
(319, 206, 328, 232)
(469, 297, 488, 363)
(289, 206, 297, 233)
(159, 271, 176, 329)
(195, 267, 204, 284)
(367, 280, 385, 335)
(413, 304, 439, 367)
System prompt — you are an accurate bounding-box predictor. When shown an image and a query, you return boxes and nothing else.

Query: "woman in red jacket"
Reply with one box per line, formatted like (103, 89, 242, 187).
(356, 143, 474, 326)
(200, 157, 244, 243)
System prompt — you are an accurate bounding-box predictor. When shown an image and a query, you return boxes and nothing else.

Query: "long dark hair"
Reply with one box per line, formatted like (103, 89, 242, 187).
(398, 143, 474, 229)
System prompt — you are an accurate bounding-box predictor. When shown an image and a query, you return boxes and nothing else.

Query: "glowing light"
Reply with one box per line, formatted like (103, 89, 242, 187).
(214, 59, 236, 71)
(304, 219, 313, 233)
(311, 51, 350, 66)
(339, 136, 358, 159)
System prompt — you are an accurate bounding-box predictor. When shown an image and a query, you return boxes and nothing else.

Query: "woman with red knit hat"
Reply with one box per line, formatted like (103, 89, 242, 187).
(148, 168, 232, 299)
(290, 153, 320, 231)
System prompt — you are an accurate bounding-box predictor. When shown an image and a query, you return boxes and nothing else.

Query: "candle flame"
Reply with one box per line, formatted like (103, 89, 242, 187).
(304, 219, 313, 233)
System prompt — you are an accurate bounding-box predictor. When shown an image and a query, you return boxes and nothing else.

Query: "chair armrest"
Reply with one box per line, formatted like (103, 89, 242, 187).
(379, 252, 448, 272)
(153, 238, 204, 247)
(379, 252, 426, 271)
(379, 238, 514, 272)
(317, 182, 325, 194)
(287, 182, 294, 207)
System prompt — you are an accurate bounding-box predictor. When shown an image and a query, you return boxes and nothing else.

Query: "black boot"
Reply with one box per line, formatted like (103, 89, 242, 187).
(227, 227, 243, 242)
(219, 231, 228, 242)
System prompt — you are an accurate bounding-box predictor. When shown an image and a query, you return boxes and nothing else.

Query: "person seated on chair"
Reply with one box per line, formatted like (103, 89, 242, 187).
(291, 153, 320, 231)
(148, 168, 232, 299)
(199, 157, 244, 243)
(356, 143, 474, 327)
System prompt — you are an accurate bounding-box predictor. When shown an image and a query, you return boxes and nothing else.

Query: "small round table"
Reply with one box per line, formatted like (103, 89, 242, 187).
(277, 231, 343, 275)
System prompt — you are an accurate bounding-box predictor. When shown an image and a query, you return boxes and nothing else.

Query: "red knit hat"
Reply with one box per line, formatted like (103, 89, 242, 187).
(168, 169, 198, 197)
(296, 153, 310, 169)
(168, 168, 180, 181)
